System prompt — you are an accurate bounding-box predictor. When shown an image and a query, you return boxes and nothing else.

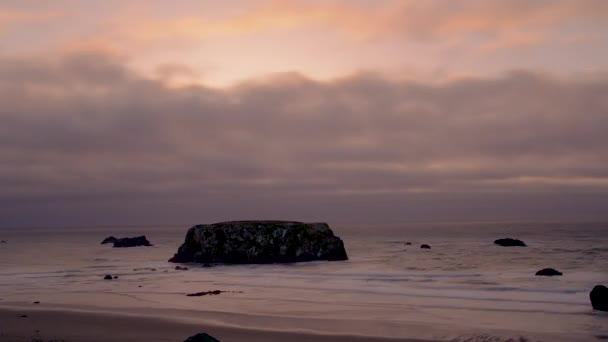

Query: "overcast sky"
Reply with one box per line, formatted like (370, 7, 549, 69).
(1, 1, 607, 227)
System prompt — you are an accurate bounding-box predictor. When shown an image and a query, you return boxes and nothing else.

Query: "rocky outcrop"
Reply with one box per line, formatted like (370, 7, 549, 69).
(101, 236, 117, 244)
(494, 238, 527, 247)
(535, 268, 562, 276)
(184, 333, 220, 342)
(169, 221, 348, 264)
(420, 244, 431, 249)
(104, 274, 113, 280)
(113, 236, 152, 248)
(590, 285, 608, 311)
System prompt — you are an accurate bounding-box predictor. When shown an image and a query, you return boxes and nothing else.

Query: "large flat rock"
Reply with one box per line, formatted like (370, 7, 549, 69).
(169, 221, 348, 264)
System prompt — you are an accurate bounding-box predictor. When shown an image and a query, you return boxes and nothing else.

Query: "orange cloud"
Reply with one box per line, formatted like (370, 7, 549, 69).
(0, 9, 64, 30)
(114, 0, 608, 45)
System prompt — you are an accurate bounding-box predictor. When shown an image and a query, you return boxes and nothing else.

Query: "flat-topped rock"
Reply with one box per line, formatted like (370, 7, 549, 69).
(169, 220, 348, 264)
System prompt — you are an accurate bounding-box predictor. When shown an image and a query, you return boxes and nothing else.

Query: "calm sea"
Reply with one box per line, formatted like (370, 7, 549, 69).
(0, 221, 607, 341)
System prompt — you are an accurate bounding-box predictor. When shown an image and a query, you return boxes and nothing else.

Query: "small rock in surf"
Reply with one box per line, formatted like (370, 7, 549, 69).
(184, 333, 220, 342)
(494, 238, 527, 247)
(535, 268, 562, 276)
(590, 285, 608, 311)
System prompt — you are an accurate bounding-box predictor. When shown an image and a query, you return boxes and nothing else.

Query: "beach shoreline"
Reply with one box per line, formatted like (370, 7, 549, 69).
(0, 304, 429, 342)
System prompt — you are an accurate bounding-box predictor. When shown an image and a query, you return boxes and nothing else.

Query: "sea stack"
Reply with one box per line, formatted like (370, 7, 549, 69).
(169, 221, 348, 264)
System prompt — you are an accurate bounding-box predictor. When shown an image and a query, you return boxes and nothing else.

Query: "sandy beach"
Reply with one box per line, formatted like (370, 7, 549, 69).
(0, 305, 426, 342)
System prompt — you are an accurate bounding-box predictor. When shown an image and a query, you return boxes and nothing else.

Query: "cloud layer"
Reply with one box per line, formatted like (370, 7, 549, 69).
(1, 53, 607, 226)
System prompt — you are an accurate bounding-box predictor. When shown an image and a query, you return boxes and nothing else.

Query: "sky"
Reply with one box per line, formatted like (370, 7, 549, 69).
(1, 0, 607, 227)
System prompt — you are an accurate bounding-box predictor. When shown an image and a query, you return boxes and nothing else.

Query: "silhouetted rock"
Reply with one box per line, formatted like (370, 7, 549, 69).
(420, 244, 431, 249)
(404, 242, 412, 245)
(494, 238, 527, 247)
(175, 266, 189, 271)
(169, 221, 348, 264)
(184, 333, 220, 342)
(133, 268, 156, 271)
(113, 276, 118, 279)
(590, 285, 608, 311)
(113, 236, 152, 248)
(535, 268, 562, 276)
(104, 274, 113, 280)
(101, 236, 117, 244)
(0, 240, 6, 243)
(19, 315, 28, 318)
(33, 301, 40, 304)
(187, 290, 223, 297)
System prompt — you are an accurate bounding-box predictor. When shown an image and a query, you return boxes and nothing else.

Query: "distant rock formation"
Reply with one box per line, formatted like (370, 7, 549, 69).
(169, 221, 348, 264)
(535, 268, 563, 276)
(590, 285, 608, 311)
(113, 236, 152, 248)
(101, 236, 117, 244)
(404, 242, 412, 245)
(0, 240, 6, 243)
(184, 333, 220, 342)
(104, 274, 113, 280)
(420, 244, 431, 249)
(494, 238, 527, 247)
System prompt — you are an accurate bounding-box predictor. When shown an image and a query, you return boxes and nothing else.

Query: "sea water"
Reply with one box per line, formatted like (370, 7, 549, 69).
(0, 221, 607, 341)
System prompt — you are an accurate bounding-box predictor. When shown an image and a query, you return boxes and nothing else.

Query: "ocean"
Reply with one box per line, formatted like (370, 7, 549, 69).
(0, 221, 607, 341)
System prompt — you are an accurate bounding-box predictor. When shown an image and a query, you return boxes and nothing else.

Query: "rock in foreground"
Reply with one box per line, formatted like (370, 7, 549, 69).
(590, 285, 608, 311)
(494, 238, 527, 247)
(113, 236, 152, 248)
(184, 333, 220, 342)
(169, 221, 348, 264)
(535, 268, 563, 276)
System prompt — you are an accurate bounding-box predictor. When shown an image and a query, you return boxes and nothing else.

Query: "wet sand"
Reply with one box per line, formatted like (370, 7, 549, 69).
(0, 305, 429, 342)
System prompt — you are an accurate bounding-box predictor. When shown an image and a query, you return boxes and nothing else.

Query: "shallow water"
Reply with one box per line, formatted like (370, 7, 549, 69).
(0, 221, 607, 341)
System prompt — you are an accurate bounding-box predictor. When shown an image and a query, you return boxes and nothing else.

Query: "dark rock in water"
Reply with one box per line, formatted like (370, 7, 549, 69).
(19, 315, 28, 318)
(0, 240, 6, 243)
(133, 267, 156, 271)
(113, 236, 152, 248)
(494, 238, 527, 247)
(590, 285, 608, 311)
(202, 263, 212, 268)
(535, 268, 563, 276)
(175, 266, 189, 271)
(184, 333, 220, 342)
(101, 236, 117, 244)
(113, 276, 118, 279)
(104, 274, 113, 280)
(404, 242, 412, 245)
(187, 290, 223, 297)
(169, 221, 348, 264)
(420, 244, 431, 249)
(186, 290, 242, 297)
(33, 301, 40, 304)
